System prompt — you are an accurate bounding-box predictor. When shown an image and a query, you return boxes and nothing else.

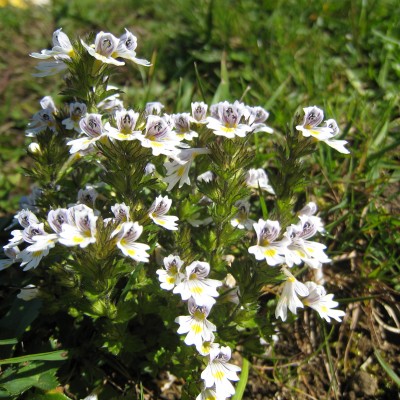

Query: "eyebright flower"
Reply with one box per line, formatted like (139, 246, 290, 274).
(197, 171, 215, 183)
(17, 285, 39, 301)
(97, 88, 124, 113)
(200, 346, 241, 398)
(81, 31, 124, 66)
(0, 246, 21, 271)
(16, 209, 39, 228)
(156, 255, 185, 290)
(196, 387, 222, 400)
(247, 106, 273, 134)
(275, 269, 310, 321)
(137, 115, 180, 157)
(245, 168, 275, 194)
(248, 219, 289, 265)
(111, 222, 150, 263)
(296, 106, 334, 141)
(26, 97, 57, 137)
(284, 215, 330, 269)
(148, 195, 179, 230)
(114, 28, 151, 67)
(105, 109, 141, 141)
(173, 261, 222, 306)
(67, 114, 106, 154)
(31, 28, 74, 59)
(302, 282, 346, 322)
(58, 205, 98, 248)
(163, 148, 211, 190)
(62, 102, 87, 132)
(144, 101, 164, 116)
(77, 186, 98, 208)
(175, 298, 217, 348)
(207, 101, 251, 139)
(173, 113, 199, 141)
(30, 28, 74, 77)
(231, 200, 254, 230)
(323, 119, 350, 154)
(191, 101, 208, 124)
(111, 203, 130, 223)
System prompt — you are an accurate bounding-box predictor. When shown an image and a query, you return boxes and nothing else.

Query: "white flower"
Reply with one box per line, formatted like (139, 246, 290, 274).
(296, 106, 334, 141)
(105, 108, 141, 141)
(173, 261, 222, 306)
(77, 186, 98, 208)
(163, 148, 211, 191)
(30, 28, 74, 59)
(197, 171, 214, 183)
(62, 102, 87, 132)
(201, 346, 241, 398)
(144, 102, 164, 116)
(137, 115, 180, 157)
(28, 142, 41, 154)
(47, 208, 69, 234)
(156, 255, 185, 290)
(303, 282, 346, 323)
(284, 215, 330, 269)
(275, 269, 309, 321)
(191, 102, 208, 124)
(196, 338, 220, 357)
(207, 101, 251, 138)
(196, 387, 224, 400)
(67, 113, 105, 154)
(16, 209, 39, 228)
(148, 195, 178, 230)
(58, 205, 97, 248)
(19, 247, 50, 271)
(245, 168, 275, 194)
(175, 298, 217, 348)
(17, 285, 39, 301)
(144, 162, 156, 175)
(111, 222, 150, 262)
(231, 200, 254, 230)
(114, 28, 151, 66)
(97, 88, 124, 113)
(247, 106, 273, 134)
(0, 246, 21, 271)
(30, 28, 74, 76)
(111, 203, 130, 223)
(248, 219, 289, 266)
(173, 113, 199, 141)
(32, 60, 69, 77)
(81, 31, 124, 66)
(26, 98, 57, 137)
(323, 119, 350, 154)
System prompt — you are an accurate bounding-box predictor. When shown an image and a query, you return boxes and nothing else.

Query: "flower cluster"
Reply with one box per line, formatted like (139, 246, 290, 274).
(30, 28, 150, 77)
(248, 202, 345, 322)
(2, 190, 181, 270)
(0, 26, 352, 399)
(157, 257, 241, 399)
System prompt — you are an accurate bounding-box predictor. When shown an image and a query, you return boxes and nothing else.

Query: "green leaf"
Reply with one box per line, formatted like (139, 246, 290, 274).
(212, 51, 230, 103)
(0, 299, 42, 338)
(0, 339, 18, 346)
(0, 362, 59, 397)
(374, 349, 400, 387)
(0, 350, 68, 365)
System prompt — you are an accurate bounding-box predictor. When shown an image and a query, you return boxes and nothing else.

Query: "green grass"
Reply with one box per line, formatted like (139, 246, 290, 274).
(0, 0, 399, 398)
